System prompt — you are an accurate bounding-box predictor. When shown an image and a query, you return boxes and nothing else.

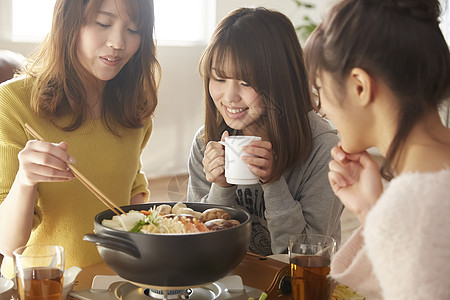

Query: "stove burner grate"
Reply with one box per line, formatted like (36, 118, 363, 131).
(145, 288, 192, 299)
(69, 275, 263, 300)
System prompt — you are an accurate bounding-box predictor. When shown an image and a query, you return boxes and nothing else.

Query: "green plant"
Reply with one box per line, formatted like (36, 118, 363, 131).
(291, 0, 317, 42)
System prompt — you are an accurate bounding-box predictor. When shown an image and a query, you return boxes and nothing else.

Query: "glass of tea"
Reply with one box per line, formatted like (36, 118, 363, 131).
(13, 245, 65, 300)
(289, 234, 336, 300)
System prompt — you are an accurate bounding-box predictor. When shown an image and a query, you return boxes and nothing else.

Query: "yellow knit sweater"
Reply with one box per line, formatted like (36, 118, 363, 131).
(0, 77, 152, 278)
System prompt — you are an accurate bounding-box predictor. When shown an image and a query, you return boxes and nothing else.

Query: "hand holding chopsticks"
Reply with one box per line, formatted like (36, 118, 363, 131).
(24, 123, 126, 216)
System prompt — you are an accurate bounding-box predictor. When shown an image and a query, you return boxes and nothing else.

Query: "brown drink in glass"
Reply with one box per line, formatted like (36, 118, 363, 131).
(14, 245, 65, 300)
(289, 234, 336, 300)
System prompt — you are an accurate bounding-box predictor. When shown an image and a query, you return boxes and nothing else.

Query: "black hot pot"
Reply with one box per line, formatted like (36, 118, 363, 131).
(83, 202, 251, 289)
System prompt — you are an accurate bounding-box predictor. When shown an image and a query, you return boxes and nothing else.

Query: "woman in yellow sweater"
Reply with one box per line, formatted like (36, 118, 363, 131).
(0, 0, 159, 277)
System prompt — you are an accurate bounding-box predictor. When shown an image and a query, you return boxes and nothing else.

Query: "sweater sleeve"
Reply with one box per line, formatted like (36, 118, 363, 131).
(0, 81, 27, 202)
(263, 125, 343, 254)
(0, 79, 46, 247)
(330, 227, 382, 299)
(0, 80, 44, 230)
(187, 126, 236, 205)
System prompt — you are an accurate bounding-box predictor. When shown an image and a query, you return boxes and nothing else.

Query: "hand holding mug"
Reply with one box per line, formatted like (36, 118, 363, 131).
(241, 139, 273, 183)
(202, 131, 231, 187)
(219, 135, 262, 185)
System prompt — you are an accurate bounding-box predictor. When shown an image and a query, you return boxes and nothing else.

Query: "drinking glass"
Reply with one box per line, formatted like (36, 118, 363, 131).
(289, 234, 336, 300)
(13, 245, 65, 300)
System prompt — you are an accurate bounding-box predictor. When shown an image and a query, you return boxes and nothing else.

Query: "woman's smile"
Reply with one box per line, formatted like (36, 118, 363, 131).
(100, 55, 122, 67)
(209, 67, 264, 132)
(224, 105, 249, 119)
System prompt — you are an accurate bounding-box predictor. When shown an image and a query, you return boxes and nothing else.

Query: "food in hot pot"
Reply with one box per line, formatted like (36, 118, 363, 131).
(101, 202, 240, 234)
(85, 202, 251, 287)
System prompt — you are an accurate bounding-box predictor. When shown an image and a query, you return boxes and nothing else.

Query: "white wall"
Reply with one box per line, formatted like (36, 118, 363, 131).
(215, 0, 333, 38)
(142, 45, 205, 178)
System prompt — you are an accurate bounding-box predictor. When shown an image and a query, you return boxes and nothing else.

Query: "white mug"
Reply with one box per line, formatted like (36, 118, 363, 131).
(219, 136, 262, 185)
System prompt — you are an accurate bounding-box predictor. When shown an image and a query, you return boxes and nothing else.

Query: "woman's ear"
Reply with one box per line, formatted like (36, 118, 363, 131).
(348, 68, 375, 107)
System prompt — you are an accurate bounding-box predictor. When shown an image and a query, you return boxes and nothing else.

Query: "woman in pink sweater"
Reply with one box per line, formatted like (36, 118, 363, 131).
(304, 0, 450, 299)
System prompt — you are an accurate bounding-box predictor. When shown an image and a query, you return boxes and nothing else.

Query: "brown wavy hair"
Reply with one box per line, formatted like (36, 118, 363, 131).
(305, 0, 450, 180)
(24, 0, 160, 135)
(199, 7, 313, 183)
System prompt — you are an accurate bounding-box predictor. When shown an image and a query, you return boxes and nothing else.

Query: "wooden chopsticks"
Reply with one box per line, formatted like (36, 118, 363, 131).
(24, 123, 126, 216)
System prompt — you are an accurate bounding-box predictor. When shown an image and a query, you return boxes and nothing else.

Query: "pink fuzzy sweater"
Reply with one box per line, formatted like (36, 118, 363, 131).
(330, 170, 450, 300)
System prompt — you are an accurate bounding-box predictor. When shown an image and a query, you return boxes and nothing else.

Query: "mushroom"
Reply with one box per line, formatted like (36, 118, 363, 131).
(200, 208, 231, 222)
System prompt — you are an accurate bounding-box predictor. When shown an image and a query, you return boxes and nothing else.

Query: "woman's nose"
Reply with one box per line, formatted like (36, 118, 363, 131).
(106, 30, 126, 50)
(223, 81, 241, 103)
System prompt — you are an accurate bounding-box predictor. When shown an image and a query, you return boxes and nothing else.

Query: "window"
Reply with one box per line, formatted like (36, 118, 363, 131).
(8, 0, 214, 45)
(440, 1, 450, 46)
(12, 0, 55, 42)
(154, 0, 215, 45)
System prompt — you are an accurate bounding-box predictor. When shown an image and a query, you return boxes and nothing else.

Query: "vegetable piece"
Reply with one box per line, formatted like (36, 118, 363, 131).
(332, 285, 365, 300)
(106, 211, 146, 231)
(258, 292, 268, 300)
(130, 220, 150, 232)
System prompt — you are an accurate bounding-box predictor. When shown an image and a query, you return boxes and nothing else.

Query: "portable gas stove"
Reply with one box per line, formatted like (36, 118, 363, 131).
(69, 275, 264, 300)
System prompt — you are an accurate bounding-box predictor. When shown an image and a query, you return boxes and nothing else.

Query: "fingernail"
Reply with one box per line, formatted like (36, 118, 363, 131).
(337, 151, 345, 160)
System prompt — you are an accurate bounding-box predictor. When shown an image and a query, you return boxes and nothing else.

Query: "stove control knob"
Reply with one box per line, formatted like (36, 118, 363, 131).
(279, 275, 291, 295)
